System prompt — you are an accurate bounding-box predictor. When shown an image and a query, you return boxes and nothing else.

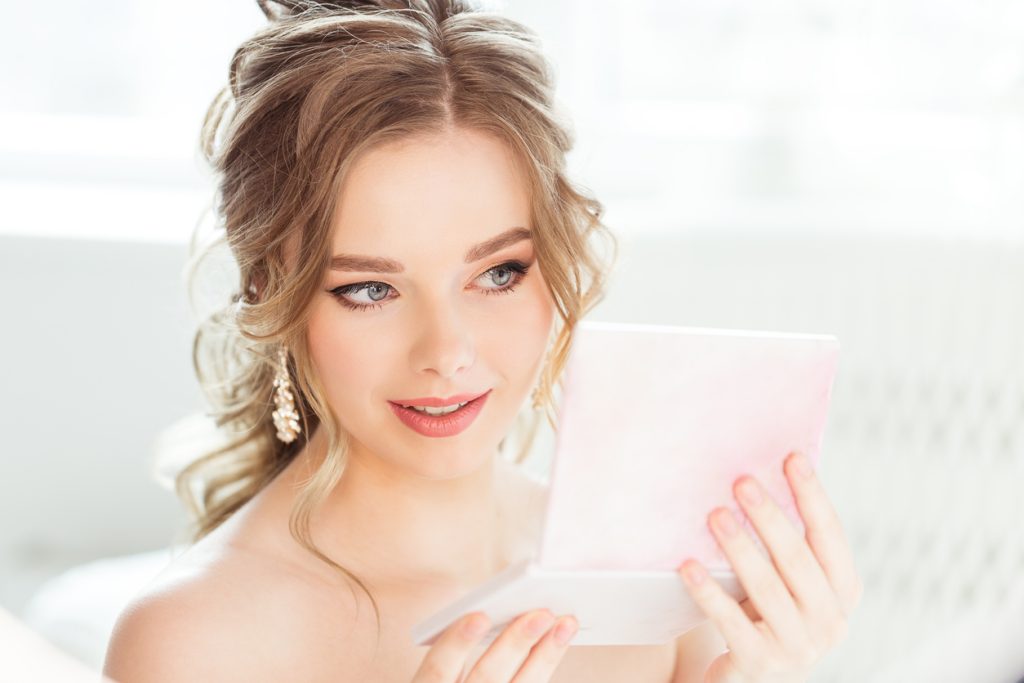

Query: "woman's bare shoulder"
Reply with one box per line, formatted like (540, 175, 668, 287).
(103, 544, 375, 682)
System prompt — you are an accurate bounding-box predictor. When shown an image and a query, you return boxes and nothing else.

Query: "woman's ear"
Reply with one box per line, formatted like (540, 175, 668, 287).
(248, 272, 267, 303)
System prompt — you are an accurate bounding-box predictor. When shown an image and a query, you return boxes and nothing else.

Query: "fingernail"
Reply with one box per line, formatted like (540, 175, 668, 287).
(682, 562, 706, 585)
(714, 509, 740, 537)
(793, 452, 813, 479)
(525, 611, 554, 636)
(737, 478, 763, 506)
(463, 614, 488, 639)
(554, 617, 578, 645)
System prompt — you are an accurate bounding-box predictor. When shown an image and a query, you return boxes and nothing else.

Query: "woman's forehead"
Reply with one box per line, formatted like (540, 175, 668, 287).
(330, 130, 532, 250)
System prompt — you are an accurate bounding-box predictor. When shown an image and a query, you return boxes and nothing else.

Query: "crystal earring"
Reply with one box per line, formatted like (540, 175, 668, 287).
(272, 345, 302, 443)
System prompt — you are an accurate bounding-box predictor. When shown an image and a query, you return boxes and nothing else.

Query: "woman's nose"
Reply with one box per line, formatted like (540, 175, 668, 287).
(410, 302, 477, 380)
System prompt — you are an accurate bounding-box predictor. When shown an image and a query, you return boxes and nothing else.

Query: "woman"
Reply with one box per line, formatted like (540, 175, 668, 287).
(102, 2, 861, 681)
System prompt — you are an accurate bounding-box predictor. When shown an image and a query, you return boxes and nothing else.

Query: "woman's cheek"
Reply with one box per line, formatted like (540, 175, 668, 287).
(306, 306, 370, 404)
(498, 282, 556, 393)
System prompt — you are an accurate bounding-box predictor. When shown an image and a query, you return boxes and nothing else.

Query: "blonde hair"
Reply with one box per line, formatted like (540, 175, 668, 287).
(178, 0, 618, 645)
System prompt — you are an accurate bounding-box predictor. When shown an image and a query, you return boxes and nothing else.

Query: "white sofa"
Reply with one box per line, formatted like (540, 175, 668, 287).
(5, 230, 1024, 682)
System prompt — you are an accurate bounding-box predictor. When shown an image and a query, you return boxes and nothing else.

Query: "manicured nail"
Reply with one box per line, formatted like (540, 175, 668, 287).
(554, 617, 578, 645)
(525, 611, 554, 636)
(737, 478, 763, 506)
(793, 452, 813, 479)
(682, 562, 707, 585)
(714, 509, 740, 537)
(463, 614, 489, 639)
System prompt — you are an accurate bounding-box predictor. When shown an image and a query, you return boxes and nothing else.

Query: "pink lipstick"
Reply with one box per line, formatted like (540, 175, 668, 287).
(387, 390, 491, 437)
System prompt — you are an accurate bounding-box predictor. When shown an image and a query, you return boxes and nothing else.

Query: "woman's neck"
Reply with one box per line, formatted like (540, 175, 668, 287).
(261, 424, 539, 588)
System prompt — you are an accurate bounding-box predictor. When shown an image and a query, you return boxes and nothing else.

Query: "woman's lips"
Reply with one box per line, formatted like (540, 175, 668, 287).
(388, 390, 491, 437)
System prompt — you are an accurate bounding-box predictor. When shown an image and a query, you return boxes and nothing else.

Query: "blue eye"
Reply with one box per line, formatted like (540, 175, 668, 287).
(328, 260, 533, 312)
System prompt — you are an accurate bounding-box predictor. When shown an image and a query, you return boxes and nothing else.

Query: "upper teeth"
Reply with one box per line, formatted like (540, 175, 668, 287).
(403, 401, 469, 416)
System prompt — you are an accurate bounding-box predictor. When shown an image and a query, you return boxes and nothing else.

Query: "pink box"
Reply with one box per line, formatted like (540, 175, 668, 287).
(538, 320, 840, 573)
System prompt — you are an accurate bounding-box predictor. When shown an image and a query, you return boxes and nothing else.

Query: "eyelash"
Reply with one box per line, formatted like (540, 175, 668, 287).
(328, 260, 533, 312)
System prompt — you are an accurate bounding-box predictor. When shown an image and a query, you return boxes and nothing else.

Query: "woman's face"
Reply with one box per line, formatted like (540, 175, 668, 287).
(306, 126, 556, 479)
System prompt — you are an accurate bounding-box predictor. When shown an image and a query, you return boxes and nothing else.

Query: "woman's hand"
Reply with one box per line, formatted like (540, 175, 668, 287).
(677, 451, 863, 683)
(412, 608, 578, 682)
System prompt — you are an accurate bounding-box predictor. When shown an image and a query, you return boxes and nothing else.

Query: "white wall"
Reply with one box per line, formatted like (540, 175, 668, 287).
(0, 235, 198, 615)
(3, 1, 1024, 245)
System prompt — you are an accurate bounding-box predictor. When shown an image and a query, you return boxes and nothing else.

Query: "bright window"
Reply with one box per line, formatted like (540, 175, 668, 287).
(3, 0, 1021, 243)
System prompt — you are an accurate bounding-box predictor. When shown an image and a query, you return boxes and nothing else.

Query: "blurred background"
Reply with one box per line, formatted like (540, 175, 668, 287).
(1, 1, 1022, 681)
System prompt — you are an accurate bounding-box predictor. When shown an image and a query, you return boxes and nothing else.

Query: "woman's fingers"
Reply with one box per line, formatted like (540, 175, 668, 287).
(464, 608, 577, 683)
(411, 611, 494, 682)
(733, 468, 847, 646)
(782, 452, 864, 615)
(678, 450, 863, 677)
(412, 608, 578, 683)
(504, 614, 579, 682)
(707, 505, 808, 646)
(678, 560, 772, 664)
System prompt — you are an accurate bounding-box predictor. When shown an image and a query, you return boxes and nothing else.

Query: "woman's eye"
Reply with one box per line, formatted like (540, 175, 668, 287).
(328, 260, 532, 312)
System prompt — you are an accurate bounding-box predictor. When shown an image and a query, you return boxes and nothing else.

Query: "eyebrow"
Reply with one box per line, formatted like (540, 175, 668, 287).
(329, 226, 532, 273)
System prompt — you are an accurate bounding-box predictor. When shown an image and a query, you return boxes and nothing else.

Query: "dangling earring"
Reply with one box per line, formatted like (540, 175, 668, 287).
(272, 345, 302, 443)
